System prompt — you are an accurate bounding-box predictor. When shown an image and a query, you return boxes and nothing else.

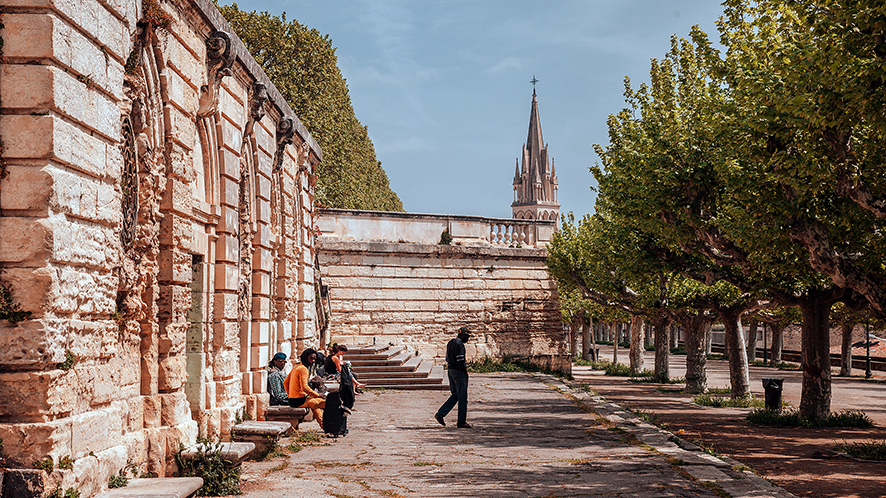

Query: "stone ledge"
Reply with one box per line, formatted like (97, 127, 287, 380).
(95, 477, 203, 498)
(317, 239, 548, 259)
(178, 442, 254, 463)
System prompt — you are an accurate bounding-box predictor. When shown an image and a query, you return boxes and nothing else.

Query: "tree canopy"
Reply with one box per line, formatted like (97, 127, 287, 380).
(219, 3, 404, 212)
(548, 0, 886, 420)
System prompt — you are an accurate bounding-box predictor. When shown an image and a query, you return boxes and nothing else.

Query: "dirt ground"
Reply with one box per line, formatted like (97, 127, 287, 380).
(573, 350, 886, 498)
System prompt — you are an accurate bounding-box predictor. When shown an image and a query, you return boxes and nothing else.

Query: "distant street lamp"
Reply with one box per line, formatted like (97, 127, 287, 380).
(851, 321, 879, 379)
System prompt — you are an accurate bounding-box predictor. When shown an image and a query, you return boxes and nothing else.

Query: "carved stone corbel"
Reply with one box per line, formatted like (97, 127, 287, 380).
(244, 82, 268, 137)
(272, 118, 295, 172)
(197, 31, 235, 117)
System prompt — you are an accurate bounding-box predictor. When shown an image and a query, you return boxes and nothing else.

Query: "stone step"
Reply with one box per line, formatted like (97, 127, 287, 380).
(367, 382, 447, 390)
(96, 477, 203, 498)
(356, 358, 431, 379)
(346, 344, 388, 355)
(232, 421, 292, 457)
(351, 356, 422, 373)
(345, 346, 403, 360)
(348, 351, 412, 367)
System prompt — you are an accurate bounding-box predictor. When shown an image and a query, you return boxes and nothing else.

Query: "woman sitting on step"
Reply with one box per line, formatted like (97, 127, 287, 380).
(284, 348, 326, 428)
(326, 344, 367, 392)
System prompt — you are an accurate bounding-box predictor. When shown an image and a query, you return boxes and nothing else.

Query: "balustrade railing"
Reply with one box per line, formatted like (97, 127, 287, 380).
(488, 221, 535, 247)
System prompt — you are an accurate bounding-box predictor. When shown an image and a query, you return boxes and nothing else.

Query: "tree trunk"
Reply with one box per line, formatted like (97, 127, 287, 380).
(583, 314, 594, 361)
(839, 321, 854, 377)
(720, 310, 750, 398)
(652, 314, 670, 382)
(629, 314, 644, 375)
(746, 318, 758, 363)
(612, 322, 618, 365)
(799, 298, 832, 421)
(677, 313, 709, 393)
(669, 322, 679, 349)
(770, 323, 785, 363)
(569, 314, 579, 359)
(704, 322, 712, 355)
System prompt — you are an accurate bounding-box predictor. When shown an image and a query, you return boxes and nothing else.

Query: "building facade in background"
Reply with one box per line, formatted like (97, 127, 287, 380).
(0, 0, 322, 493)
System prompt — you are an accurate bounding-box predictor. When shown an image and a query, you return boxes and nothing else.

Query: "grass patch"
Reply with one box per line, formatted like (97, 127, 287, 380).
(631, 375, 684, 384)
(286, 442, 303, 453)
(468, 356, 572, 380)
(706, 353, 726, 361)
(749, 360, 800, 370)
(746, 409, 874, 428)
(692, 394, 766, 408)
(706, 387, 731, 395)
(670, 346, 686, 355)
(294, 431, 322, 444)
(835, 440, 886, 461)
(412, 461, 443, 466)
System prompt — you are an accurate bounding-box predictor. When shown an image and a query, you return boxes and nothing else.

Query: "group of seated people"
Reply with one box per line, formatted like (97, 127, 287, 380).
(266, 344, 366, 435)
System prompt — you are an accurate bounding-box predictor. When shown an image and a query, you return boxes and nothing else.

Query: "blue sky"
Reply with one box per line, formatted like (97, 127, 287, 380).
(225, 1, 727, 219)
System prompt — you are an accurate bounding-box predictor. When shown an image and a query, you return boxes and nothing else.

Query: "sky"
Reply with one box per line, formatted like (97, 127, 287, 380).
(226, 0, 727, 219)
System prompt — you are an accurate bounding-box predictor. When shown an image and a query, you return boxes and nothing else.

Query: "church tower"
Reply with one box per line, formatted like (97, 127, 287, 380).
(511, 85, 559, 225)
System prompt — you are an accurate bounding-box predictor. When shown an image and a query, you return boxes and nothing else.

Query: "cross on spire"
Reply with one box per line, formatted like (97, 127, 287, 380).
(530, 75, 539, 94)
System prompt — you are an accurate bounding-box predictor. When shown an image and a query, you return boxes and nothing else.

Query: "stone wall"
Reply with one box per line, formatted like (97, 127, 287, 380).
(0, 0, 321, 494)
(317, 238, 565, 365)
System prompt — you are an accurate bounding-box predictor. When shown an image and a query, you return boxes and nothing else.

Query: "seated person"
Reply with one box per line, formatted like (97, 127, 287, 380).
(284, 348, 326, 428)
(328, 344, 367, 391)
(266, 352, 289, 406)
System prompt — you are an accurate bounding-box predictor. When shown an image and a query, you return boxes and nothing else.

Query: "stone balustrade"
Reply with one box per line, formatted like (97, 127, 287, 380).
(317, 208, 556, 248)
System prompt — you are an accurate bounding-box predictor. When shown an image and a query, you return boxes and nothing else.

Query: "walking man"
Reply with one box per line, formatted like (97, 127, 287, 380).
(435, 326, 473, 428)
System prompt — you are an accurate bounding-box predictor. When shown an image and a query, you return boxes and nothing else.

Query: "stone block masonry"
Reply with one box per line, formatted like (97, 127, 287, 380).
(0, 0, 324, 495)
(317, 239, 565, 365)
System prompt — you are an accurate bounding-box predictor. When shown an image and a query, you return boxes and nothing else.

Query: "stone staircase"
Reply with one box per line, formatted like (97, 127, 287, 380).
(344, 345, 446, 390)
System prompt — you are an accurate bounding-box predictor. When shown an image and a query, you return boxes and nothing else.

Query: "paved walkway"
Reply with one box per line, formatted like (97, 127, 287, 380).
(240, 372, 794, 497)
(588, 346, 886, 425)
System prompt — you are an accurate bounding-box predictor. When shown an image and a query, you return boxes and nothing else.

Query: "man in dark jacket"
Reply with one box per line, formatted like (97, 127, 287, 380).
(434, 326, 473, 428)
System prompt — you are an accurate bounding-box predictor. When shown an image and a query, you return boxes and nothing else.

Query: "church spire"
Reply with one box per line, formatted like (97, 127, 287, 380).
(511, 80, 560, 227)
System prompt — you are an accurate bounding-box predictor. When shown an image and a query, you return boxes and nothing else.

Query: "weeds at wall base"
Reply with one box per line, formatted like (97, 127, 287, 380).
(746, 409, 873, 428)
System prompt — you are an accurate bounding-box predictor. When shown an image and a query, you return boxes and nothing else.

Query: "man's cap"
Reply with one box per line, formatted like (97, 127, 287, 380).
(458, 326, 473, 336)
(272, 352, 287, 361)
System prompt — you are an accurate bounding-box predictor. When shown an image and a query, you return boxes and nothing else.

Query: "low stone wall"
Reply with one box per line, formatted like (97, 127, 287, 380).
(317, 208, 556, 248)
(317, 239, 565, 365)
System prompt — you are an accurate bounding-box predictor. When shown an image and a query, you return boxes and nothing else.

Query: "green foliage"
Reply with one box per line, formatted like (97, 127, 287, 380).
(58, 455, 74, 470)
(670, 346, 686, 355)
(439, 230, 452, 245)
(834, 440, 886, 461)
(692, 394, 765, 408)
(57, 350, 76, 371)
(286, 442, 302, 453)
(467, 356, 571, 379)
(747, 409, 874, 428)
(175, 440, 242, 496)
(218, 4, 403, 212)
(44, 488, 79, 498)
(294, 431, 322, 444)
(0, 281, 31, 325)
(108, 473, 129, 489)
(34, 457, 53, 472)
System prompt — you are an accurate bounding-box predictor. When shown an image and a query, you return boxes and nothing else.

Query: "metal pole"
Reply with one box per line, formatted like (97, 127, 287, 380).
(763, 322, 768, 365)
(866, 321, 873, 379)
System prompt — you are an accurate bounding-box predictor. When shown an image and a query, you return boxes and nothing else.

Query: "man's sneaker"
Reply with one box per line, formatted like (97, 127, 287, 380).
(457, 423, 473, 428)
(435, 414, 446, 426)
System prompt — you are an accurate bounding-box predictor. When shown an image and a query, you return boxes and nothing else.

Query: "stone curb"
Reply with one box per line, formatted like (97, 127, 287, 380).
(535, 373, 799, 498)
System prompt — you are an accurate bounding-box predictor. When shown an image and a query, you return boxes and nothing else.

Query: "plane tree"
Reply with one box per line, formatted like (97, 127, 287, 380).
(547, 213, 672, 379)
(717, 0, 886, 317)
(592, 25, 863, 420)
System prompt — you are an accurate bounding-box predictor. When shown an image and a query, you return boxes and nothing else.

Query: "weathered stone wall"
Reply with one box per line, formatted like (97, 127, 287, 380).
(317, 239, 564, 364)
(0, 0, 321, 494)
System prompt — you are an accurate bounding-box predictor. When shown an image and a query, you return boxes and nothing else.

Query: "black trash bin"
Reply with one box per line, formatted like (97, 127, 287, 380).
(762, 378, 784, 411)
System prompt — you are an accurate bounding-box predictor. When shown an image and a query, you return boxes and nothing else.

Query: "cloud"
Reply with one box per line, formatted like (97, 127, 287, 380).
(486, 56, 527, 75)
